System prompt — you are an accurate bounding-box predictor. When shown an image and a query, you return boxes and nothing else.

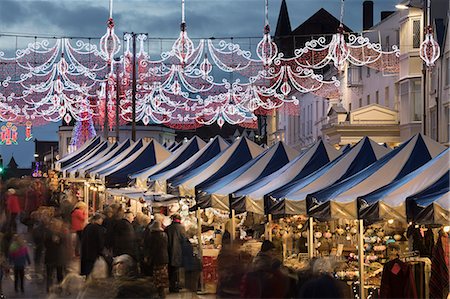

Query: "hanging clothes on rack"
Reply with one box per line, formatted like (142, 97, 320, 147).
(430, 231, 449, 299)
(380, 258, 418, 298)
(407, 226, 434, 258)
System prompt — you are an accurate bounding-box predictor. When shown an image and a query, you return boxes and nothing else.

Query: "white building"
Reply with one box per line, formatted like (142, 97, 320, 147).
(426, 10, 450, 145)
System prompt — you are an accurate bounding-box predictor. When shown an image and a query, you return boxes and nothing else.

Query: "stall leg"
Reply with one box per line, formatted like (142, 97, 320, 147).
(231, 209, 236, 245)
(308, 217, 314, 259)
(267, 214, 273, 242)
(358, 219, 365, 299)
(84, 183, 89, 206)
(196, 208, 204, 293)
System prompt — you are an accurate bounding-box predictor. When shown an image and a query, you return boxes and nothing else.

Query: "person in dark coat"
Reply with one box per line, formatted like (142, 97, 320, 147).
(44, 218, 70, 292)
(143, 220, 169, 298)
(80, 213, 105, 276)
(165, 214, 185, 293)
(111, 212, 137, 259)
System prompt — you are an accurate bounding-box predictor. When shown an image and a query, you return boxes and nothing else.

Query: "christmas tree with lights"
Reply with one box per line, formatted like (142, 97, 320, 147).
(69, 111, 96, 152)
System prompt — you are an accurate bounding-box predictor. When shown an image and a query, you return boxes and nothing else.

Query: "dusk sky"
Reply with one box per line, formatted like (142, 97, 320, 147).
(0, 0, 399, 168)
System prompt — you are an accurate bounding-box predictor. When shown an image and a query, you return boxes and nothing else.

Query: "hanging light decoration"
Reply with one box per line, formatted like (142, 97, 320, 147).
(419, 0, 440, 68)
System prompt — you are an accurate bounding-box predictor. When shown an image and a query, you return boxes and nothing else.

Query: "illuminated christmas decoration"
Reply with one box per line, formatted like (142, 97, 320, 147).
(69, 111, 97, 151)
(0, 0, 403, 129)
(0, 122, 18, 145)
(419, 0, 440, 68)
(25, 121, 33, 141)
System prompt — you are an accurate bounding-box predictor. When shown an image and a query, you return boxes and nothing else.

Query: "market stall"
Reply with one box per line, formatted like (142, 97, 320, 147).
(130, 136, 206, 188)
(151, 136, 229, 193)
(195, 141, 298, 211)
(168, 137, 264, 197)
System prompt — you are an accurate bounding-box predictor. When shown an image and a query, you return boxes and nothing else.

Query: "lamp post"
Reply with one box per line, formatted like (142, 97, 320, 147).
(396, 0, 441, 136)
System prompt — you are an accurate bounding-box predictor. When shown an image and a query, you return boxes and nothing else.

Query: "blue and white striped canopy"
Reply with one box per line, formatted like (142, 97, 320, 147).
(168, 137, 263, 197)
(100, 140, 171, 188)
(80, 139, 132, 178)
(55, 136, 102, 171)
(154, 136, 229, 193)
(61, 141, 111, 178)
(129, 136, 206, 187)
(230, 140, 341, 214)
(267, 137, 390, 216)
(195, 142, 299, 211)
(358, 148, 449, 223)
(307, 134, 446, 220)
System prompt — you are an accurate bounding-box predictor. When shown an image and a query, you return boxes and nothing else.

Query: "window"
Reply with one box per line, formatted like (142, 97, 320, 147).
(366, 67, 371, 77)
(446, 57, 450, 86)
(412, 20, 421, 49)
(108, 137, 117, 143)
(446, 107, 450, 143)
(385, 86, 390, 107)
(375, 91, 379, 104)
(367, 94, 371, 105)
(400, 81, 409, 120)
(143, 137, 152, 143)
(359, 98, 362, 108)
(349, 103, 352, 111)
(430, 108, 437, 140)
(411, 79, 422, 121)
(385, 36, 390, 50)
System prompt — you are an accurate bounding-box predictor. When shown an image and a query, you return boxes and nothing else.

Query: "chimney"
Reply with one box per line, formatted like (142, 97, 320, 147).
(381, 11, 395, 21)
(363, 1, 374, 31)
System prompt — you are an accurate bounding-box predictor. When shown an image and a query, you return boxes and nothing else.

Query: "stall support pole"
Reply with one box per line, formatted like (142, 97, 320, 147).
(196, 208, 204, 293)
(268, 214, 273, 242)
(231, 209, 236, 245)
(358, 219, 365, 299)
(84, 183, 89, 206)
(308, 217, 314, 259)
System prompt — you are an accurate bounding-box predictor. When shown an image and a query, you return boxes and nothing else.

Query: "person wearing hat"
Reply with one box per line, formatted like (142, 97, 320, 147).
(6, 189, 21, 232)
(80, 213, 105, 277)
(165, 214, 185, 293)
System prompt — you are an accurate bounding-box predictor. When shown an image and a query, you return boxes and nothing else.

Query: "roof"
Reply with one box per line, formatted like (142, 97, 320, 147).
(291, 8, 353, 36)
(275, 0, 292, 37)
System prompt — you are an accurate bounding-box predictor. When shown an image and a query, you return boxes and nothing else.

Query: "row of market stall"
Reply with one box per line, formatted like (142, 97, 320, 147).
(55, 134, 449, 298)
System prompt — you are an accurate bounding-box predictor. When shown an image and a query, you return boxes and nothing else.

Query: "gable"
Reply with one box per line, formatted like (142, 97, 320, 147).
(350, 104, 398, 124)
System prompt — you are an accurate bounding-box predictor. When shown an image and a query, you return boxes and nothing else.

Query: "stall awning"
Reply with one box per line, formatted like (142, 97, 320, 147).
(89, 140, 145, 179)
(55, 136, 102, 171)
(61, 141, 111, 177)
(101, 140, 171, 188)
(169, 137, 263, 198)
(230, 139, 341, 214)
(80, 140, 132, 178)
(196, 141, 299, 211)
(152, 136, 229, 193)
(130, 136, 206, 184)
(307, 134, 446, 220)
(357, 149, 449, 223)
(268, 137, 390, 216)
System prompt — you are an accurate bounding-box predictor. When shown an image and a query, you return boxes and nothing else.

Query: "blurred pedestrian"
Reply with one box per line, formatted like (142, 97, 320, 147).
(71, 201, 87, 256)
(111, 211, 137, 259)
(165, 214, 185, 293)
(8, 234, 31, 293)
(143, 219, 169, 298)
(240, 240, 291, 298)
(80, 213, 105, 277)
(44, 218, 70, 292)
(6, 189, 21, 232)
